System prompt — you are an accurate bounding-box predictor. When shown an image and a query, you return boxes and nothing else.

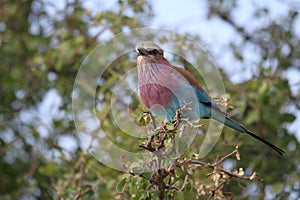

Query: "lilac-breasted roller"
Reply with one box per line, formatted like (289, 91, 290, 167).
(136, 41, 284, 155)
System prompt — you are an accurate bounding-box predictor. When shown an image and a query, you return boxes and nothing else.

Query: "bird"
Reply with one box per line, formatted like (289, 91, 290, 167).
(136, 41, 284, 155)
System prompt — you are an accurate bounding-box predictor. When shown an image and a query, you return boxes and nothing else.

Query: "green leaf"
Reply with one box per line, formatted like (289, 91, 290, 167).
(175, 191, 185, 200)
(116, 177, 127, 193)
(178, 139, 188, 154)
(166, 123, 175, 130)
(136, 112, 150, 126)
(258, 81, 268, 94)
(128, 161, 140, 171)
(38, 162, 59, 176)
(129, 179, 138, 195)
(245, 109, 259, 125)
(282, 113, 296, 123)
(143, 172, 153, 180)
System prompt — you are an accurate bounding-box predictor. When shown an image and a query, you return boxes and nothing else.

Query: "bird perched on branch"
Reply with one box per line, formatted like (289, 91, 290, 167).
(136, 41, 284, 155)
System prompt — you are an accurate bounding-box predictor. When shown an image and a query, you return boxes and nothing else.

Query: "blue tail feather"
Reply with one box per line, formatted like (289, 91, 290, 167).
(211, 109, 285, 155)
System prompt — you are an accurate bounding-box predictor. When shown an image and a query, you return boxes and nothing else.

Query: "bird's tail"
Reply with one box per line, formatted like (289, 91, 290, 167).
(211, 110, 285, 155)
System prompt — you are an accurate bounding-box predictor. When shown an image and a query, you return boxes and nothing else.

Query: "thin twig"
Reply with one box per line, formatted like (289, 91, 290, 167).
(213, 148, 238, 167)
(180, 175, 189, 191)
(208, 180, 225, 200)
(140, 184, 155, 199)
(149, 111, 157, 129)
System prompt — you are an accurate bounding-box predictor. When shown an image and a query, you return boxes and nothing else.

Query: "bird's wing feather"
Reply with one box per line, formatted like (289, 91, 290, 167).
(171, 66, 224, 114)
(171, 66, 208, 96)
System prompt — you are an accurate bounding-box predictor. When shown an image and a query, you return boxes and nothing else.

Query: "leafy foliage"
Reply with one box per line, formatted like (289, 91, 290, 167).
(0, 0, 299, 199)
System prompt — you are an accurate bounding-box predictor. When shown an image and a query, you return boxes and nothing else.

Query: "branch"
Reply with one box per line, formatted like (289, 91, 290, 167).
(124, 104, 261, 199)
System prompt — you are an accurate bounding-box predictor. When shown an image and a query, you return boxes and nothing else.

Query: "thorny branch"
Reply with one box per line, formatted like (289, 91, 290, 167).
(122, 103, 262, 199)
(138, 102, 201, 152)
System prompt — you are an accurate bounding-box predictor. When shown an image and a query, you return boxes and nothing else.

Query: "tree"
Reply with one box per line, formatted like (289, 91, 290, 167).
(0, 0, 299, 199)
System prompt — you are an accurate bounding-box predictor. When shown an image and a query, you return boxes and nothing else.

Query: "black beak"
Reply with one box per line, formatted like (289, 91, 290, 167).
(137, 48, 149, 56)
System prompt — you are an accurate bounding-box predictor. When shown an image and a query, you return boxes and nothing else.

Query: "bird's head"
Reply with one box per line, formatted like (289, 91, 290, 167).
(136, 41, 164, 57)
(135, 41, 168, 66)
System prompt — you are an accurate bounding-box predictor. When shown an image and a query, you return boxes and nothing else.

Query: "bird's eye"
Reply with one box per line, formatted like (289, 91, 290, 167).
(149, 49, 159, 55)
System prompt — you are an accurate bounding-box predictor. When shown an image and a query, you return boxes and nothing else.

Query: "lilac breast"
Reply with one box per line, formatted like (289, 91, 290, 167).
(137, 60, 177, 111)
(139, 83, 173, 109)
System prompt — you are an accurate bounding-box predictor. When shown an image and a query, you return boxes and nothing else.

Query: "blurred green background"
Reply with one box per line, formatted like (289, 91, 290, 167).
(0, 0, 299, 199)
